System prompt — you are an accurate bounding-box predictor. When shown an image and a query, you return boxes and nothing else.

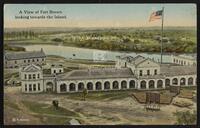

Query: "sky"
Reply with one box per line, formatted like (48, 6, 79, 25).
(4, 4, 196, 28)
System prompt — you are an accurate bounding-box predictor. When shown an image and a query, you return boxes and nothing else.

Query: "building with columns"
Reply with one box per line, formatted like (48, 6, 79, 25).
(20, 55, 197, 93)
(171, 54, 196, 66)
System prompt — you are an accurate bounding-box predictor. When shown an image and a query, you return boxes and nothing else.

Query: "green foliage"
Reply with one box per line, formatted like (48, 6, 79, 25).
(4, 27, 196, 53)
(51, 38, 63, 42)
(173, 110, 197, 125)
(4, 30, 38, 40)
(4, 44, 25, 52)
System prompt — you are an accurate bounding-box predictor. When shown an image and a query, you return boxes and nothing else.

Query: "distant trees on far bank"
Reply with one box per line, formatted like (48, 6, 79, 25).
(4, 31, 39, 40)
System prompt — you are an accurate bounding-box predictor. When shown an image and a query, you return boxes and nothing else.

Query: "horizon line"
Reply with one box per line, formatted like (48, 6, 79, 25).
(4, 26, 196, 29)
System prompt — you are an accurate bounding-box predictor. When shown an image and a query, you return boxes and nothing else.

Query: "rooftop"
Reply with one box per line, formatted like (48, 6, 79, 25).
(57, 67, 134, 80)
(51, 64, 63, 68)
(5, 49, 46, 60)
(160, 65, 196, 76)
(21, 64, 41, 72)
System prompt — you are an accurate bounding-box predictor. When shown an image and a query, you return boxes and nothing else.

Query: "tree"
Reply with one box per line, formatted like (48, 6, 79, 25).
(82, 88, 88, 101)
(52, 100, 59, 110)
(173, 110, 197, 125)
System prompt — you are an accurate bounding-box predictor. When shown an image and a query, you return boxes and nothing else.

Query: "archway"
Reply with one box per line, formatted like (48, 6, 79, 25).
(172, 78, 178, 85)
(78, 82, 84, 91)
(87, 82, 93, 90)
(149, 80, 155, 89)
(129, 80, 135, 89)
(104, 81, 110, 90)
(96, 81, 102, 90)
(60, 83, 66, 92)
(46, 82, 54, 92)
(157, 80, 163, 88)
(69, 83, 76, 91)
(112, 81, 119, 89)
(141, 81, 146, 89)
(121, 80, 127, 89)
(165, 79, 170, 87)
(188, 77, 193, 85)
(180, 78, 186, 86)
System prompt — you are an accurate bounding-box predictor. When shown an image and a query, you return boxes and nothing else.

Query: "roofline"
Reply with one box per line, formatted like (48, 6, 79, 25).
(5, 56, 46, 60)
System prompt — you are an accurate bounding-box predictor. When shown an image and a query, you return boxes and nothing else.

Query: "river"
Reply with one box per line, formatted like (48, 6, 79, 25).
(17, 44, 177, 63)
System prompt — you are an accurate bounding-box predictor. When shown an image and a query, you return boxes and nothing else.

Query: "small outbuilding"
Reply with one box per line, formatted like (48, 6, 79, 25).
(51, 64, 64, 74)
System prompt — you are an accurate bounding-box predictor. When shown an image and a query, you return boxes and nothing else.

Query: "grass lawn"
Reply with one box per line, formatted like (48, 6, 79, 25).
(21, 100, 79, 117)
(34, 114, 73, 125)
(64, 90, 134, 101)
(4, 100, 21, 110)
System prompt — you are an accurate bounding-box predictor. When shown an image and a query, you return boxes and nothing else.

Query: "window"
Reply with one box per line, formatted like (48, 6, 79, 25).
(54, 70, 56, 73)
(28, 74, 31, 79)
(28, 60, 30, 63)
(59, 69, 62, 73)
(15, 61, 17, 64)
(147, 70, 150, 75)
(24, 60, 26, 63)
(38, 83, 40, 91)
(29, 84, 32, 91)
(24, 74, 27, 79)
(25, 84, 27, 91)
(33, 74, 36, 79)
(42, 58, 44, 61)
(139, 70, 143, 76)
(173, 59, 176, 63)
(154, 69, 157, 75)
(37, 74, 40, 79)
(37, 59, 39, 62)
(184, 61, 186, 65)
(33, 84, 36, 91)
(32, 59, 34, 62)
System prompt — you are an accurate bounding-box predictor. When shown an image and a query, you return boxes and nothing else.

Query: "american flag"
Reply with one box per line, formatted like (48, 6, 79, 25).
(149, 10, 163, 22)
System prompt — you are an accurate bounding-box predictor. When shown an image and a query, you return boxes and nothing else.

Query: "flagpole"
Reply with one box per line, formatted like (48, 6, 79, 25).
(160, 7, 164, 64)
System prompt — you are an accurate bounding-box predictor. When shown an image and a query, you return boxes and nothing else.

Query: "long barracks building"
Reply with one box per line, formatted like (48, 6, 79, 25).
(19, 55, 197, 93)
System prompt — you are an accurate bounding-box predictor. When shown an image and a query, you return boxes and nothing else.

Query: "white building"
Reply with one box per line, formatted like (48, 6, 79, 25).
(171, 54, 196, 66)
(20, 64, 44, 93)
(20, 55, 197, 93)
(51, 64, 64, 74)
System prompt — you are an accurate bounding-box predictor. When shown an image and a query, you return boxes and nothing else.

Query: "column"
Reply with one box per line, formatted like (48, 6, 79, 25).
(101, 81, 104, 91)
(137, 80, 140, 89)
(127, 80, 130, 89)
(93, 81, 96, 91)
(66, 83, 69, 92)
(146, 80, 149, 89)
(118, 80, 121, 90)
(75, 83, 78, 92)
(155, 80, 158, 89)
(184, 77, 188, 86)
(162, 79, 165, 89)
(110, 81, 113, 90)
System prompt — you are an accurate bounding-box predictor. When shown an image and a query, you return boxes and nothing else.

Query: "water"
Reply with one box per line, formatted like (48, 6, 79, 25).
(20, 44, 174, 63)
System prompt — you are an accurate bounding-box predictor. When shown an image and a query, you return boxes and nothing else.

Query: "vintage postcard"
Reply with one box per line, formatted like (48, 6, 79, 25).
(3, 4, 197, 125)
